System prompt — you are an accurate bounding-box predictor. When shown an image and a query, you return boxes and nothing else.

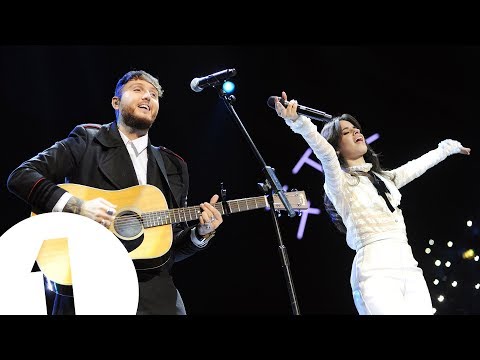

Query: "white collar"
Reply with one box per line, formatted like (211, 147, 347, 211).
(118, 129, 149, 154)
(345, 163, 402, 206)
(346, 163, 373, 173)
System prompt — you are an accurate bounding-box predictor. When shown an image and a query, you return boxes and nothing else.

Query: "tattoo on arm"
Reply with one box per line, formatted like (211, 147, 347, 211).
(64, 196, 84, 215)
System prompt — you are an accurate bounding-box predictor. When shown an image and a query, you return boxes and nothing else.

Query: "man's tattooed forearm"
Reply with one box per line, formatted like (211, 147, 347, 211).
(64, 197, 84, 214)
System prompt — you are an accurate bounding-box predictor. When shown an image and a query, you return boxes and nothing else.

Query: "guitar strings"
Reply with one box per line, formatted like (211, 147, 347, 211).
(109, 197, 271, 227)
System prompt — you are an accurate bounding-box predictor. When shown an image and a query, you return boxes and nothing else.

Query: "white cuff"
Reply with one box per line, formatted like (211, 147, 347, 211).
(53, 192, 73, 212)
(190, 227, 209, 248)
(285, 115, 318, 136)
(438, 139, 463, 156)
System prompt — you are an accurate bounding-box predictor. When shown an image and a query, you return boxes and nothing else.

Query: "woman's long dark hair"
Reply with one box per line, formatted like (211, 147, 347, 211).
(321, 114, 391, 234)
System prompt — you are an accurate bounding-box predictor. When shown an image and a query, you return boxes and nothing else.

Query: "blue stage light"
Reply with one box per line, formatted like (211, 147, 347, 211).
(222, 81, 235, 94)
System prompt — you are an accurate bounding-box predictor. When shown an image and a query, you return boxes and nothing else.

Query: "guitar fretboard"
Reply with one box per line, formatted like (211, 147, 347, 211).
(141, 195, 269, 228)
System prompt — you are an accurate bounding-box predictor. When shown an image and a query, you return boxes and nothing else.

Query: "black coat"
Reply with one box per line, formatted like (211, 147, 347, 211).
(7, 121, 206, 314)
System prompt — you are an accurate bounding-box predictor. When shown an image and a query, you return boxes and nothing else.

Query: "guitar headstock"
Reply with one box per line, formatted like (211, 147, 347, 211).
(272, 190, 308, 211)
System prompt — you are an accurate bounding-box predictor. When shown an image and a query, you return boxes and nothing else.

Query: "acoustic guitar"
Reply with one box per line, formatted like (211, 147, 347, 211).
(34, 183, 308, 294)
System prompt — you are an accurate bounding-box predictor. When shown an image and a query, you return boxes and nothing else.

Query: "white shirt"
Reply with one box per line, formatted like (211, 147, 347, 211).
(285, 115, 463, 251)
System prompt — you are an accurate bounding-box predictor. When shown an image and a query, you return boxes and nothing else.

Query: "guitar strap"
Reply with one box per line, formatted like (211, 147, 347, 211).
(148, 146, 175, 207)
(147, 149, 175, 207)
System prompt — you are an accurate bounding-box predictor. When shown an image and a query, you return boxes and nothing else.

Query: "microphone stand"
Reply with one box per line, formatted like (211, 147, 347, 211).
(217, 88, 301, 315)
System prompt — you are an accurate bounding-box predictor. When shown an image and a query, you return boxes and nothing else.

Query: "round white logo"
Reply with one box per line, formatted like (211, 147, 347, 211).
(0, 212, 139, 314)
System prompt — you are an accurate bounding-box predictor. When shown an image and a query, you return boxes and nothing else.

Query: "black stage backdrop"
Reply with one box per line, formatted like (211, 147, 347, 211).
(0, 45, 478, 315)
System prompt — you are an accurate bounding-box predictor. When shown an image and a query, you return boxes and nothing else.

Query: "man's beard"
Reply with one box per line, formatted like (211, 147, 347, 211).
(121, 109, 154, 131)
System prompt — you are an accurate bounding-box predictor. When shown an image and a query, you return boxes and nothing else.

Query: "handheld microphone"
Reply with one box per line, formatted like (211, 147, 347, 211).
(267, 96, 332, 122)
(190, 69, 237, 92)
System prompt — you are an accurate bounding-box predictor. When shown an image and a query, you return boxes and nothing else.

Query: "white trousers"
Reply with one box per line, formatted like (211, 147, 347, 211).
(351, 237, 433, 315)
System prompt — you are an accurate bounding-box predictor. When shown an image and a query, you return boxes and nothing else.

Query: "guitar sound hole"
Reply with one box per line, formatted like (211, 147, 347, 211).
(114, 210, 143, 238)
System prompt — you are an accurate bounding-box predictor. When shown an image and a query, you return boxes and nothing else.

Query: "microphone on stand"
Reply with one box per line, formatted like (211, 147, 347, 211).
(190, 69, 237, 92)
(267, 96, 332, 122)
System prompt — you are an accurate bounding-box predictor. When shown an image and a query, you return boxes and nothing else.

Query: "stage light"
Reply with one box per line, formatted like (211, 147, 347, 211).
(425, 247, 431, 254)
(429, 239, 435, 245)
(462, 249, 475, 259)
(222, 81, 235, 94)
(447, 241, 453, 247)
(467, 220, 472, 227)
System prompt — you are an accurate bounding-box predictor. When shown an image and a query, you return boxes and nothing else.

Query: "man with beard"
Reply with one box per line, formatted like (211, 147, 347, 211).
(7, 70, 223, 315)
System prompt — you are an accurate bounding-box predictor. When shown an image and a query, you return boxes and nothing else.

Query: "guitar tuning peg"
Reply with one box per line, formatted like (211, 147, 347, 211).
(220, 182, 227, 202)
(257, 182, 270, 193)
(291, 188, 298, 192)
(297, 210, 302, 217)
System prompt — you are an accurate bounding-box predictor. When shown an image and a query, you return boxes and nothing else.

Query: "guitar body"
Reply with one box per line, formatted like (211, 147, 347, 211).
(35, 184, 173, 289)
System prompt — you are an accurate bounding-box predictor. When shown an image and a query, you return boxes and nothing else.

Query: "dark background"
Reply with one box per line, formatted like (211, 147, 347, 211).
(0, 45, 478, 315)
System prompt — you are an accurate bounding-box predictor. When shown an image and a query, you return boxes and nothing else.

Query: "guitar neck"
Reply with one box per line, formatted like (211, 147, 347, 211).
(141, 195, 269, 228)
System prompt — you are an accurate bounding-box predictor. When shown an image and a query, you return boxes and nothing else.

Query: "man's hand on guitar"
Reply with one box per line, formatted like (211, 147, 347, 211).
(73, 197, 117, 228)
(197, 194, 223, 236)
